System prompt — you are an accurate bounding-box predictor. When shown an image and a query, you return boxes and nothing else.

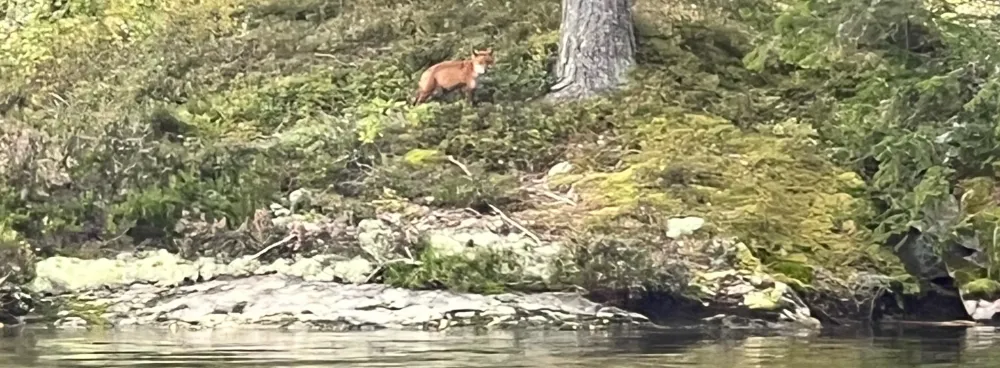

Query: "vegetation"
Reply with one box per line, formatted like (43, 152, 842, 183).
(382, 246, 527, 294)
(5, 0, 1000, 303)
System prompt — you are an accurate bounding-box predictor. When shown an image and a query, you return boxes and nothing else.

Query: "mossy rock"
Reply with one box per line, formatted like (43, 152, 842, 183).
(961, 279, 1000, 301)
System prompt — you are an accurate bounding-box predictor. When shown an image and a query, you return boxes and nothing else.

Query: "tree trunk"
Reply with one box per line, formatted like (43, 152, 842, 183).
(547, 0, 636, 101)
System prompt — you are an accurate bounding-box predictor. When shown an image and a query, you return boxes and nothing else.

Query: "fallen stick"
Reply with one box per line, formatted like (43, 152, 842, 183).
(487, 204, 542, 246)
(247, 234, 297, 261)
(0, 271, 9, 287)
(527, 187, 577, 205)
(446, 155, 473, 177)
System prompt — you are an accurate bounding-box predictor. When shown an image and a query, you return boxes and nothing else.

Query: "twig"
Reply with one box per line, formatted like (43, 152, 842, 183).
(527, 187, 577, 206)
(446, 155, 473, 177)
(247, 234, 297, 261)
(48, 92, 68, 106)
(0, 271, 10, 286)
(487, 203, 542, 246)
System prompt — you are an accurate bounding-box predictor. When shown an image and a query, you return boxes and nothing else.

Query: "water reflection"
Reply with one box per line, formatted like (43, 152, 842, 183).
(2, 325, 1000, 367)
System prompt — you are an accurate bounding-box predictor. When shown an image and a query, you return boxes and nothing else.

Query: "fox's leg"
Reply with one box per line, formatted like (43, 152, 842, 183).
(463, 86, 475, 106)
(413, 87, 433, 105)
(413, 90, 426, 105)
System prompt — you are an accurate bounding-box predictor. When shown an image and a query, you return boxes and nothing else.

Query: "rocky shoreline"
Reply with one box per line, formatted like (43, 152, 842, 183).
(6, 178, 994, 334)
(8, 248, 1000, 334)
(6, 246, 831, 334)
(13, 249, 652, 332)
(0, 183, 823, 333)
(50, 273, 650, 332)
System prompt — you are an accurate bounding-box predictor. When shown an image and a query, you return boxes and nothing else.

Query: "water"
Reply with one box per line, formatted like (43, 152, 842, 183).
(3, 325, 1000, 367)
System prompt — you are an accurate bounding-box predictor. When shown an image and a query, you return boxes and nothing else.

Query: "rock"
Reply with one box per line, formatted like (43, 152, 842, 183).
(288, 188, 312, 212)
(357, 219, 397, 262)
(270, 203, 291, 217)
(26, 247, 380, 297)
(688, 240, 821, 330)
(330, 256, 375, 284)
(965, 299, 1000, 321)
(547, 162, 573, 178)
(0, 284, 32, 338)
(426, 233, 467, 257)
(29, 250, 199, 294)
(41, 274, 648, 332)
(892, 195, 979, 321)
(742, 282, 788, 310)
(665, 217, 705, 239)
(55, 317, 89, 329)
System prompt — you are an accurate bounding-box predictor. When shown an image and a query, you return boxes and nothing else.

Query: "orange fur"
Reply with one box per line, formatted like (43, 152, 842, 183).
(412, 48, 495, 106)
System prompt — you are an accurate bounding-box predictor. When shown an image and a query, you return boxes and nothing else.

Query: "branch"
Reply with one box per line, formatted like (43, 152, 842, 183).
(526, 187, 577, 206)
(247, 234, 297, 261)
(446, 155, 473, 176)
(488, 204, 542, 246)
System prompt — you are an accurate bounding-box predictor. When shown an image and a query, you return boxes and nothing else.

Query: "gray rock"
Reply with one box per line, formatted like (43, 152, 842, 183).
(357, 219, 397, 262)
(45, 274, 648, 332)
(966, 299, 1000, 321)
(666, 217, 705, 239)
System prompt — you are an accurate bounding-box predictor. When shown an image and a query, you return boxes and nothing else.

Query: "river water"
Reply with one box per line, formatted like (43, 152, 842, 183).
(2, 325, 1000, 367)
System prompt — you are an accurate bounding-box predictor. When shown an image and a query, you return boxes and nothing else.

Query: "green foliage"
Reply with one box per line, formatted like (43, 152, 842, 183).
(961, 278, 1000, 300)
(372, 153, 521, 209)
(743, 0, 1000, 282)
(382, 246, 525, 294)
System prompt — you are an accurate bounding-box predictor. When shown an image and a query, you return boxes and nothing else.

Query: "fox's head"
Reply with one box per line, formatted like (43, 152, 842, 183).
(471, 48, 495, 74)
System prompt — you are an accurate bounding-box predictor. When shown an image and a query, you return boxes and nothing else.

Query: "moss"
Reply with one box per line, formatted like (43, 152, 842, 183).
(32, 297, 110, 329)
(560, 112, 891, 284)
(743, 282, 788, 310)
(961, 278, 1000, 300)
(403, 149, 446, 167)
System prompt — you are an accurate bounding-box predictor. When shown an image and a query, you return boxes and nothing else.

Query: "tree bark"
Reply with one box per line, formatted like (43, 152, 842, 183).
(547, 0, 636, 101)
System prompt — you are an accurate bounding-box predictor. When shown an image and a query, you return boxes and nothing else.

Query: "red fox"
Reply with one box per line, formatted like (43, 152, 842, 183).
(412, 48, 495, 106)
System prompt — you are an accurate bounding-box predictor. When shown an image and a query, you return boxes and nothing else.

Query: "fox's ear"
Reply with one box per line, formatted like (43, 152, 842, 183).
(485, 48, 493, 54)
